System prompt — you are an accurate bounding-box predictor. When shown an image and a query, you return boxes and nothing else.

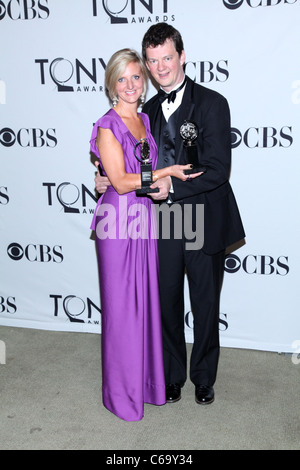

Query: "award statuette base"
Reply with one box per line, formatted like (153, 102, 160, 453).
(136, 163, 159, 195)
(182, 143, 207, 175)
(136, 187, 159, 194)
(184, 166, 207, 175)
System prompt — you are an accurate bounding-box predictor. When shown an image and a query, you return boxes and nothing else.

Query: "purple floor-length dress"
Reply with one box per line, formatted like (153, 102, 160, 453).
(90, 109, 166, 421)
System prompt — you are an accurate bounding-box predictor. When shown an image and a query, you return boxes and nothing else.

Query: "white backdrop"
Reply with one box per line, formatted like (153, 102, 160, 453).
(1, 0, 299, 353)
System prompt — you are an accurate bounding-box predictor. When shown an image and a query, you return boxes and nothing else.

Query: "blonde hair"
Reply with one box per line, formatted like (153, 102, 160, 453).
(105, 48, 148, 105)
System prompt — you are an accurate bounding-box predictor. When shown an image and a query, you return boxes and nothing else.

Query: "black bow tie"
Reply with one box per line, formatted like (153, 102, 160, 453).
(158, 78, 187, 104)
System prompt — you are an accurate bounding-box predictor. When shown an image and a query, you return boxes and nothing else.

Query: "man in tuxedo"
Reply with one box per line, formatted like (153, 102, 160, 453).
(95, 23, 245, 405)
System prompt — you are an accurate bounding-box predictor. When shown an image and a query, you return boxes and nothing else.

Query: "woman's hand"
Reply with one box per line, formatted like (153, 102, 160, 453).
(171, 164, 204, 181)
(94, 161, 111, 193)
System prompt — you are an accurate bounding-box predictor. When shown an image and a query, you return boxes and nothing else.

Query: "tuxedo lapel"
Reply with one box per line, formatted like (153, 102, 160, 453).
(175, 78, 195, 163)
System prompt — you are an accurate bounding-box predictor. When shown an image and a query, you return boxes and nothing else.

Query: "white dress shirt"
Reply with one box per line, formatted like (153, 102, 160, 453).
(161, 77, 187, 122)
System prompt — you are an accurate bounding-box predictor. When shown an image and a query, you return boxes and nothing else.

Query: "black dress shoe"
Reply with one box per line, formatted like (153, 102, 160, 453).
(195, 385, 214, 405)
(166, 383, 181, 403)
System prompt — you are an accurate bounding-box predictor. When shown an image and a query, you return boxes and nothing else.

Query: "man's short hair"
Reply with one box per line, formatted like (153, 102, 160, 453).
(142, 23, 184, 61)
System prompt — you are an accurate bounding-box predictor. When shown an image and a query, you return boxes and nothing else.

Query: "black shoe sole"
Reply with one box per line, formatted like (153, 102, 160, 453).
(195, 396, 214, 405)
(166, 395, 181, 403)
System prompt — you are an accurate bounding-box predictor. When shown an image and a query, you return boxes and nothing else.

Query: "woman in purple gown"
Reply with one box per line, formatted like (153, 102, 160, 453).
(90, 49, 196, 421)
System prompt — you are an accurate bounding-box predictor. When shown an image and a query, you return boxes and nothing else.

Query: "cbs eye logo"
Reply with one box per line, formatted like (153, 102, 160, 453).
(7, 243, 24, 260)
(224, 254, 241, 273)
(0, 128, 15, 146)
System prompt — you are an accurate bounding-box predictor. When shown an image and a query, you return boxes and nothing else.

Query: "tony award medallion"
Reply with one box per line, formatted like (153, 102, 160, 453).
(180, 120, 207, 175)
(134, 138, 159, 195)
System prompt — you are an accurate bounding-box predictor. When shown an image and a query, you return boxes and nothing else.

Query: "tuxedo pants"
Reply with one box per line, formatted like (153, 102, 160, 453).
(158, 232, 225, 387)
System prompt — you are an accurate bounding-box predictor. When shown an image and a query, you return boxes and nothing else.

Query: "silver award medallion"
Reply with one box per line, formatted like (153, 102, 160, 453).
(180, 120, 198, 145)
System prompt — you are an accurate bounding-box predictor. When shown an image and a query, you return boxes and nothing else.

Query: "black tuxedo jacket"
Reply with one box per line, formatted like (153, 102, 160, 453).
(143, 76, 245, 255)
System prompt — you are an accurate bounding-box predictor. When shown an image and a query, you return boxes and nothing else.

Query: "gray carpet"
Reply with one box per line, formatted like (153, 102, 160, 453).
(0, 325, 299, 450)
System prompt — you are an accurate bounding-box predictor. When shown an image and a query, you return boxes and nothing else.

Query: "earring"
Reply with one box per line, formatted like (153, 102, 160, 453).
(140, 94, 145, 105)
(112, 96, 119, 107)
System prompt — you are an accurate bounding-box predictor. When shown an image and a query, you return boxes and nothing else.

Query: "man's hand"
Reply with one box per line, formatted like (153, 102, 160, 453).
(94, 161, 111, 193)
(148, 176, 172, 200)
